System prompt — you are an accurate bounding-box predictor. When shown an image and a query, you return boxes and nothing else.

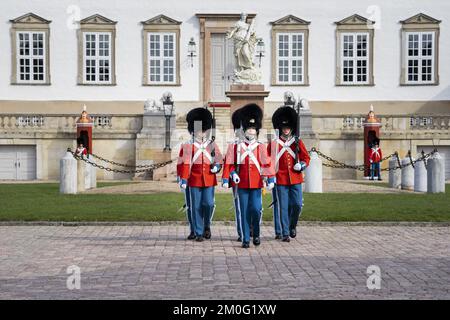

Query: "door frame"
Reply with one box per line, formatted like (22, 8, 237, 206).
(196, 13, 256, 104)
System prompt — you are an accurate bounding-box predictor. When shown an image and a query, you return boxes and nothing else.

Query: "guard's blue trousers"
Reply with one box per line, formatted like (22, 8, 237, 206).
(272, 187, 282, 236)
(370, 162, 381, 179)
(237, 188, 262, 243)
(184, 186, 194, 234)
(232, 187, 242, 238)
(189, 186, 215, 237)
(274, 184, 303, 236)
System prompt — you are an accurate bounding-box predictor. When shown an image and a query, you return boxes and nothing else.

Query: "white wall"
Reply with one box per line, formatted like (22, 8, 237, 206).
(0, 0, 449, 103)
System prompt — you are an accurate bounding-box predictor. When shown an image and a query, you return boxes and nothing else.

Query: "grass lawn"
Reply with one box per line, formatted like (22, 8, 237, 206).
(0, 183, 449, 222)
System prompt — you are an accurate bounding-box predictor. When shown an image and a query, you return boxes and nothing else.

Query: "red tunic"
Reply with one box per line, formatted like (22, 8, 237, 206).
(178, 139, 223, 187)
(369, 147, 382, 163)
(222, 140, 275, 189)
(267, 137, 310, 186)
(76, 147, 87, 157)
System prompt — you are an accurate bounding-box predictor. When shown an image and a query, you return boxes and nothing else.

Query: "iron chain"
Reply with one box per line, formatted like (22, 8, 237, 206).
(310, 147, 436, 172)
(68, 148, 174, 174)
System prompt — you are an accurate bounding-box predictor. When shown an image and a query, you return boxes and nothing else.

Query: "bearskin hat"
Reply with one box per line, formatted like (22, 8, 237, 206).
(231, 109, 241, 131)
(186, 107, 213, 134)
(373, 137, 380, 145)
(271, 106, 298, 133)
(238, 103, 263, 133)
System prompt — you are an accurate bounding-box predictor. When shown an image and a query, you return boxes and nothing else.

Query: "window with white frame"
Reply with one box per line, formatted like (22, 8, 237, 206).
(276, 33, 304, 84)
(83, 32, 112, 84)
(405, 32, 434, 83)
(16, 31, 45, 83)
(341, 32, 369, 84)
(148, 32, 176, 84)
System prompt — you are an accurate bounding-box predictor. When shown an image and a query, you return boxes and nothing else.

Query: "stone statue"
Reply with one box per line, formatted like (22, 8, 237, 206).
(227, 13, 261, 84)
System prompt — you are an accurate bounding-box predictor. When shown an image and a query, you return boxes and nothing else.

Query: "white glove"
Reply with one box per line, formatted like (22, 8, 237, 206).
(370, 160, 373, 163)
(210, 165, 219, 173)
(179, 179, 187, 190)
(232, 173, 240, 184)
(222, 182, 229, 189)
(293, 162, 303, 172)
(266, 182, 275, 191)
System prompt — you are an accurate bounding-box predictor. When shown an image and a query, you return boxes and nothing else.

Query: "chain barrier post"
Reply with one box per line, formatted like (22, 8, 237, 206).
(427, 151, 446, 193)
(304, 149, 322, 193)
(388, 153, 401, 189)
(90, 158, 97, 189)
(60, 149, 77, 194)
(414, 152, 427, 192)
(76, 156, 86, 193)
(401, 152, 414, 191)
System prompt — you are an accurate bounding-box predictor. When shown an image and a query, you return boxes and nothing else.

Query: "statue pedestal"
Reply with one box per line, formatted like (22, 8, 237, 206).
(225, 84, 270, 122)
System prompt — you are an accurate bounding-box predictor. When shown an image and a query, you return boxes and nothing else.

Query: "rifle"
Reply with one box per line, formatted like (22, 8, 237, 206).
(210, 104, 216, 170)
(294, 100, 301, 164)
(233, 124, 241, 201)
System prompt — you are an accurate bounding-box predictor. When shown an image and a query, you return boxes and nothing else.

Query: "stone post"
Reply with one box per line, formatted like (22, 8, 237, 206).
(90, 162, 97, 189)
(414, 157, 427, 192)
(304, 151, 322, 193)
(388, 156, 401, 189)
(59, 151, 77, 194)
(401, 157, 414, 191)
(427, 152, 445, 193)
(77, 159, 86, 193)
(85, 161, 92, 189)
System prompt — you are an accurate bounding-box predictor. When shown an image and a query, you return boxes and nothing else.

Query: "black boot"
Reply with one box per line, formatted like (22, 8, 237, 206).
(237, 236, 242, 242)
(195, 236, 204, 242)
(187, 232, 196, 240)
(253, 237, 261, 246)
(282, 235, 290, 242)
(203, 227, 211, 239)
(290, 228, 297, 238)
(275, 234, 282, 240)
(242, 242, 250, 248)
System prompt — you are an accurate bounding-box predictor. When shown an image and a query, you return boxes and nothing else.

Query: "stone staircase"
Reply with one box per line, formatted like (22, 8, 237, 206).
(175, 106, 231, 130)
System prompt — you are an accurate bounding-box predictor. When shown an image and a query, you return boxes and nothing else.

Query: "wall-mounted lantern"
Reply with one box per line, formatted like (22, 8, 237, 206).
(256, 38, 265, 67)
(188, 37, 197, 68)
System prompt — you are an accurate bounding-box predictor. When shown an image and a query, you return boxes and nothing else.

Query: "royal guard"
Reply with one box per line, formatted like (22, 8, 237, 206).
(176, 150, 195, 240)
(224, 109, 244, 242)
(178, 107, 223, 242)
(268, 106, 310, 242)
(222, 104, 275, 248)
(75, 138, 87, 158)
(369, 138, 382, 181)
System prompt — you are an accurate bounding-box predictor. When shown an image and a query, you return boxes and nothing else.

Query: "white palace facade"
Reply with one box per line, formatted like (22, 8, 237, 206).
(0, 0, 449, 180)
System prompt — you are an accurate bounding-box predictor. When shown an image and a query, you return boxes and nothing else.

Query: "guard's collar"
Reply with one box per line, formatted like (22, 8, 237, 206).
(243, 137, 257, 145)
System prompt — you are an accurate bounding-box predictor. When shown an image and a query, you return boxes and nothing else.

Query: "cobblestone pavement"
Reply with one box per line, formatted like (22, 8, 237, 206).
(0, 225, 448, 299)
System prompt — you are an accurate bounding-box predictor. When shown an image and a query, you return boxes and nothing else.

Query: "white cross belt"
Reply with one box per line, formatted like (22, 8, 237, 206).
(191, 141, 213, 164)
(238, 142, 261, 173)
(275, 138, 296, 170)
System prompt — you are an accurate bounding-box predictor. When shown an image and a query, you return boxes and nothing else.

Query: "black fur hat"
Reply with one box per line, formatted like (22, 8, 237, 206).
(186, 107, 213, 134)
(272, 106, 298, 133)
(231, 109, 241, 130)
(239, 103, 263, 133)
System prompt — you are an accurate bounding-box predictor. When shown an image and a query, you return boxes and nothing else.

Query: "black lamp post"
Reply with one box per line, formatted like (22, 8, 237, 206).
(188, 37, 197, 68)
(256, 38, 265, 67)
(162, 92, 174, 151)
